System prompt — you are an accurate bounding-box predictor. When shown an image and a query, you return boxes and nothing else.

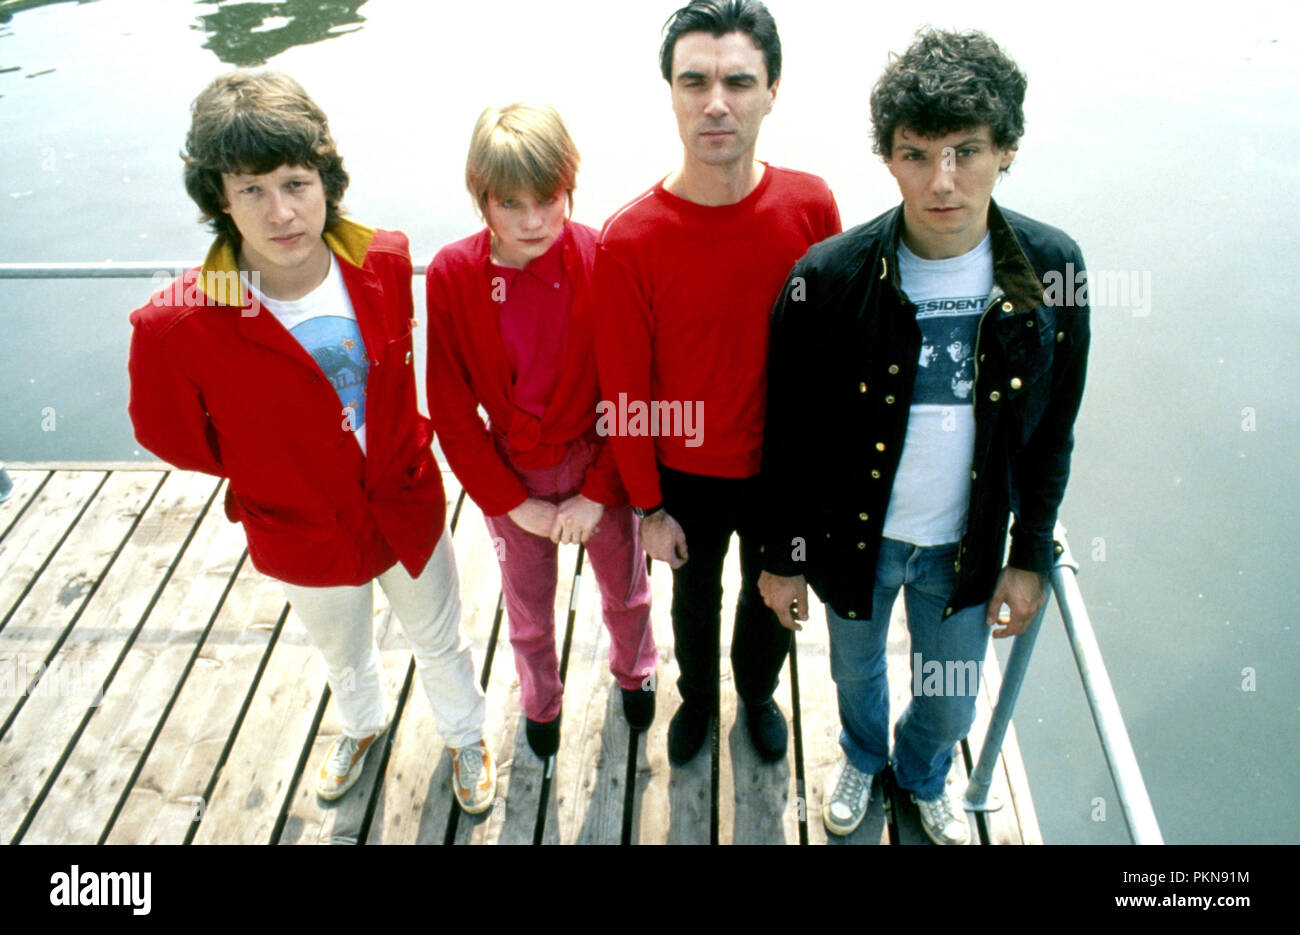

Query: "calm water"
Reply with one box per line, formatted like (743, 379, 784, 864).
(2, 0, 1297, 844)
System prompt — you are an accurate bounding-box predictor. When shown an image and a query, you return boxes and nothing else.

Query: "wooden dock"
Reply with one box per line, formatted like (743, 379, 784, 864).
(0, 464, 1040, 845)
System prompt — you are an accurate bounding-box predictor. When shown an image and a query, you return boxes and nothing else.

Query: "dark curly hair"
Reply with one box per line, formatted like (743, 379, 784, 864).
(870, 29, 1026, 169)
(182, 71, 349, 250)
(659, 0, 781, 87)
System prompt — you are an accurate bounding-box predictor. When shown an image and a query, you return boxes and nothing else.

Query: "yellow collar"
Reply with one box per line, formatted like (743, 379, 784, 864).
(196, 217, 377, 306)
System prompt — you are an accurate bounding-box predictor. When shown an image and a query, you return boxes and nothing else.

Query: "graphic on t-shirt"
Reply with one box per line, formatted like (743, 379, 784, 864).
(912, 296, 985, 406)
(290, 316, 368, 431)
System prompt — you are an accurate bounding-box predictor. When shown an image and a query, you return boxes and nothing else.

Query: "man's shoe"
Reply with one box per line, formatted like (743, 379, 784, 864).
(621, 685, 655, 731)
(911, 786, 971, 845)
(822, 754, 874, 836)
(451, 740, 496, 815)
(744, 698, 788, 762)
(667, 702, 709, 766)
(316, 731, 381, 801)
(525, 715, 561, 758)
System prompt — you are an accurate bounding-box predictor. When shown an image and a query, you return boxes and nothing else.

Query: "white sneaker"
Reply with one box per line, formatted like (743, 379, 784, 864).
(316, 731, 381, 801)
(911, 785, 971, 845)
(450, 740, 496, 815)
(823, 754, 874, 836)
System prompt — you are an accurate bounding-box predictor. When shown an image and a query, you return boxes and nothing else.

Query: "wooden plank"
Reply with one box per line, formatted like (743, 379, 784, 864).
(209, 475, 471, 845)
(21, 475, 238, 844)
(490, 544, 582, 845)
(799, 590, 891, 846)
(658, 542, 717, 844)
(447, 503, 524, 846)
(190, 568, 332, 843)
(0, 470, 105, 626)
(557, 553, 625, 844)
(0, 469, 165, 842)
(963, 641, 1024, 845)
(0, 469, 50, 543)
(721, 538, 800, 845)
(0, 469, 160, 732)
(628, 557, 683, 844)
(274, 611, 395, 845)
(979, 641, 1042, 844)
(103, 558, 288, 844)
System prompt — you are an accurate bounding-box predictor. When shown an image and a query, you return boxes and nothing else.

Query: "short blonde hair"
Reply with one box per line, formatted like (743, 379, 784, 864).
(465, 103, 580, 217)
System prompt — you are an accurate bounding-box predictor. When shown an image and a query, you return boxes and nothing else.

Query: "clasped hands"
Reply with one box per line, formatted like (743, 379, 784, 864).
(507, 495, 604, 544)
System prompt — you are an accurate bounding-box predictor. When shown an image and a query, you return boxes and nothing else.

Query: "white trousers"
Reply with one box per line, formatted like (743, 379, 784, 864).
(280, 530, 485, 748)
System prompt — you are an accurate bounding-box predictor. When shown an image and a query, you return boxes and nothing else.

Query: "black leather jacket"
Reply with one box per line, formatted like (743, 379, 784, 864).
(759, 200, 1090, 620)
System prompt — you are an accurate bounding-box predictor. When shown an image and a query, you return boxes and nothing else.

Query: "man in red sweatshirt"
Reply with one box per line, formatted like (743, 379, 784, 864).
(593, 0, 841, 766)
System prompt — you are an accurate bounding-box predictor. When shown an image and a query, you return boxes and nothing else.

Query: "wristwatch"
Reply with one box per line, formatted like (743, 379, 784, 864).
(632, 502, 664, 519)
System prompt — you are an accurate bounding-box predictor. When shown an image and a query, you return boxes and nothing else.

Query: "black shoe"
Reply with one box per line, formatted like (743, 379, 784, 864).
(667, 702, 709, 766)
(744, 698, 788, 762)
(525, 714, 561, 758)
(621, 685, 655, 731)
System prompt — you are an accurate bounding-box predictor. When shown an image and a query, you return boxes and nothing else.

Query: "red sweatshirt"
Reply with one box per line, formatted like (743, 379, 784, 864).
(592, 164, 841, 509)
(425, 220, 626, 517)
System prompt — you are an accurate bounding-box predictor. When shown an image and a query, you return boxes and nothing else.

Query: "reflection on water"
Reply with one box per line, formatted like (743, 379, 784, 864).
(0, 0, 98, 27)
(191, 0, 367, 66)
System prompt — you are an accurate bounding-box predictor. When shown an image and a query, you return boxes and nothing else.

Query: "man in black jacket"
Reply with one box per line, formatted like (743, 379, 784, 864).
(757, 29, 1089, 844)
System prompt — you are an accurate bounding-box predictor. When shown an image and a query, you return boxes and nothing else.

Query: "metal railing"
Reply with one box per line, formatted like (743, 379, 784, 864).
(963, 522, 1164, 845)
(0, 260, 433, 278)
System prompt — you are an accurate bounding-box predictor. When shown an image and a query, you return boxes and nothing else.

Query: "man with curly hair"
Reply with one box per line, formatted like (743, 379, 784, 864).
(758, 29, 1090, 844)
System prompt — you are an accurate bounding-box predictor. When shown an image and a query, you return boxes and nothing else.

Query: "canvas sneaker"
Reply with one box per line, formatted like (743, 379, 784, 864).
(912, 785, 971, 845)
(822, 753, 874, 836)
(451, 739, 496, 815)
(317, 731, 381, 801)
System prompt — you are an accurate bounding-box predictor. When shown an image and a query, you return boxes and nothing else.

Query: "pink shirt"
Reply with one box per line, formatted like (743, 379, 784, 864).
(488, 229, 572, 420)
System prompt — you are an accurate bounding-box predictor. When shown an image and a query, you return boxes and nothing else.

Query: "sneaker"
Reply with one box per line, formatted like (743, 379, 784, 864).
(822, 754, 874, 836)
(316, 731, 381, 801)
(451, 740, 496, 815)
(911, 786, 971, 845)
(525, 714, 561, 758)
(667, 702, 709, 766)
(621, 685, 655, 731)
(744, 697, 788, 762)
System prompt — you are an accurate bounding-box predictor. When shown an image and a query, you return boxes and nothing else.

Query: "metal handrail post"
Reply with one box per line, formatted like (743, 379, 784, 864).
(1052, 535, 1164, 844)
(963, 577, 1052, 811)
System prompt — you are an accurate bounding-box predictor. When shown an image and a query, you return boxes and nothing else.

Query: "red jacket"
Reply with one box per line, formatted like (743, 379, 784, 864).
(424, 221, 625, 517)
(128, 219, 446, 587)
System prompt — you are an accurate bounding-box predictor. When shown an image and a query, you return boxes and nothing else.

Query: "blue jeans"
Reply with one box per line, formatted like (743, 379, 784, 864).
(825, 538, 990, 799)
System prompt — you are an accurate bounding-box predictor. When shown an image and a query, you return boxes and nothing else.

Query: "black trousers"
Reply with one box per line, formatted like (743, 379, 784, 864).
(658, 465, 792, 710)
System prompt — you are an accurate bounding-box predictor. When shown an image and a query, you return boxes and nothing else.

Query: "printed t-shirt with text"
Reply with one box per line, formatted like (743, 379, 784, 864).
(881, 232, 993, 546)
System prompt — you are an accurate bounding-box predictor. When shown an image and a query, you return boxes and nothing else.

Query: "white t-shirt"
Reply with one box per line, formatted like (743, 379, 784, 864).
(244, 254, 369, 453)
(881, 233, 993, 546)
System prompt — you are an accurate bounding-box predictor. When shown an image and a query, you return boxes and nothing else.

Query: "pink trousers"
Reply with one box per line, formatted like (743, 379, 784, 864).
(484, 435, 655, 722)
